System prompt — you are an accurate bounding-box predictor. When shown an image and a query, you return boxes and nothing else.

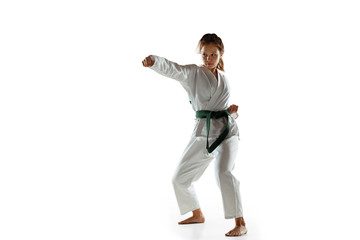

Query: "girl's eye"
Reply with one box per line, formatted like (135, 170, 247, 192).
(202, 54, 207, 57)
(211, 54, 216, 57)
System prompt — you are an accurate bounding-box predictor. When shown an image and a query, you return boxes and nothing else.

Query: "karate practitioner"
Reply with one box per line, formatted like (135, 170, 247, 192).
(142, 33, 247, 237)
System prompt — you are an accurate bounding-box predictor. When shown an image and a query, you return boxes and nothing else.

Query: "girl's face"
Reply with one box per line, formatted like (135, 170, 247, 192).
(200, 43, 223, 71)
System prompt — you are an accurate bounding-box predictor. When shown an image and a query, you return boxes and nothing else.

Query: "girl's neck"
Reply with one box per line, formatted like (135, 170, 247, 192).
(209, 68, 218, 80)
(206, 66, 217, 74)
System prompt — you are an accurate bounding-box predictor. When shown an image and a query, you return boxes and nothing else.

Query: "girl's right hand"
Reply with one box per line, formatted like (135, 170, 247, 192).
(142, 56, 155, 67)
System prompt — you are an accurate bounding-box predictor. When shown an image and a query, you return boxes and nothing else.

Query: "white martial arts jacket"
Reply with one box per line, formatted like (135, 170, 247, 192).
(149, 55, 240, 141)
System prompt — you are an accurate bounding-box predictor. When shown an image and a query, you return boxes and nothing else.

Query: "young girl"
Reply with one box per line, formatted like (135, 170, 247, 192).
(142, 33, 247, 237)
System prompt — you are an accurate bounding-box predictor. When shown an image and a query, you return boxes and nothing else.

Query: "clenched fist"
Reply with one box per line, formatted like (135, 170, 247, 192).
(142, 56, 155, 67)
(227, 104, 238, 114)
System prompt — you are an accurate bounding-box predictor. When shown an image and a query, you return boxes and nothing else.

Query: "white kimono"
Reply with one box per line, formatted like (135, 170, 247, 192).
(149, 55, 243, 219)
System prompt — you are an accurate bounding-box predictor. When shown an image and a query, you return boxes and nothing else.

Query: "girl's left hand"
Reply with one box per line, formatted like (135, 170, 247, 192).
(227, 104, 238, 114)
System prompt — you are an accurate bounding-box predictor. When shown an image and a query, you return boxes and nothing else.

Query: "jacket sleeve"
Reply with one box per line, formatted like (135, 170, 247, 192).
(149, 55, 197, 83)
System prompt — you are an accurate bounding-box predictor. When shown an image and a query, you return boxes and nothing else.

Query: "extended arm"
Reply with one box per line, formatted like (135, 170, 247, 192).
(142, 55, 196, 82)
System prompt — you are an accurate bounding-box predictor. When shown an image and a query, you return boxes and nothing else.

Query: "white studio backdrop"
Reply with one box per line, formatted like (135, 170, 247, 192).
(1, 0, 359, 240)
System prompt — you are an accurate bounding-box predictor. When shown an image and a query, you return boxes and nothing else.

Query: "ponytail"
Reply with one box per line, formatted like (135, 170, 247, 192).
(217, 58, 224, 72)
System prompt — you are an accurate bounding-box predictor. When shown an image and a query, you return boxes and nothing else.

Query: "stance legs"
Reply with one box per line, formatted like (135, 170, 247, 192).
(172, 136, 247, 236)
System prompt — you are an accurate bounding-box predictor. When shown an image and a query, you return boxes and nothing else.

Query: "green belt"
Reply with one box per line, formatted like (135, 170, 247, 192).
(196, 110, 230, 153)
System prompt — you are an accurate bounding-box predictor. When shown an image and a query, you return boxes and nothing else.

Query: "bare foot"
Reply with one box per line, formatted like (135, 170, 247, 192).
(178, 209, 205, 225)
(178, 215, 205, 224)
(225, 225, 247, 237)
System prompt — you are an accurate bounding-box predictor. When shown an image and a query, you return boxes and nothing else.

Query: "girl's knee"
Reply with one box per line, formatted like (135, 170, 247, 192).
(172, 171, 186, 187)
(215, 169, 232, 182)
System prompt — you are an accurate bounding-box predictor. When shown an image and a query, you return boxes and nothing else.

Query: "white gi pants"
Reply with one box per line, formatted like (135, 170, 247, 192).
(172, 135, 243, 219)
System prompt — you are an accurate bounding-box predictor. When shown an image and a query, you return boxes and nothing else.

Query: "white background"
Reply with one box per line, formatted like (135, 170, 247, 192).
(1, 0, 360, 239)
